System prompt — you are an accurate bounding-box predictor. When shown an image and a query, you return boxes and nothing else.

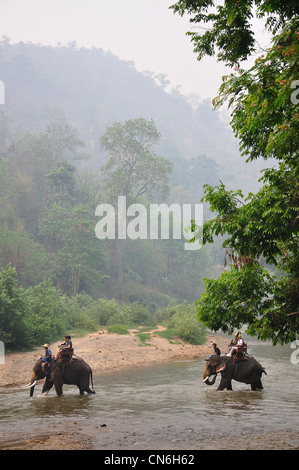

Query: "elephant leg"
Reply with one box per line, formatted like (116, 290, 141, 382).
(257, 380, 263, 389)
(226, 382, 233, 391)
(217, 378, 226, 391)
(42, 380, 54, 394)
(217, 377, 232, 391)
(251, 379, 263, 391)
(54, 382, 63, 396)
(80, 377, 95, 394)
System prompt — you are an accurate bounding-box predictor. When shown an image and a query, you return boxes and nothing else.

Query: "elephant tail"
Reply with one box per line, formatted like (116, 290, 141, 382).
(89, 367, 96, 394)
(262, 367, 267, 375)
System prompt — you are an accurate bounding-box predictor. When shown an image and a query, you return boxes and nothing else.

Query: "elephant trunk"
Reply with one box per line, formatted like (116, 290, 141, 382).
(203, 373, 217, 386)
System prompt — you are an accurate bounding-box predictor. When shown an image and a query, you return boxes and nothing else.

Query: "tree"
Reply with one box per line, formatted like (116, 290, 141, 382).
(170, 0, 299, 66)
(39, 203, 106, 296)
(100, 118, 171, 204)
(99, 118, 172, 283)
(0, 157, 14, 230)
(0, 265, 31, 348)
(167, 302, 206, 344)
(171, 3, 299, 344)
(25, 280, 68, 345)
(197, 22, 299, 344)
(0, 231, 49, 287)
(2, 120, 86, 233)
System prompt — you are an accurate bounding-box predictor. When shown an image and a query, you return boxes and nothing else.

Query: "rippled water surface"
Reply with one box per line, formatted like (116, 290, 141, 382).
(0, 340, 298, 449)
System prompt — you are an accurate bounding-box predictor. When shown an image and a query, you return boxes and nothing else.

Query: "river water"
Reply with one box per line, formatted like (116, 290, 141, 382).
(0, 339, 298, 450)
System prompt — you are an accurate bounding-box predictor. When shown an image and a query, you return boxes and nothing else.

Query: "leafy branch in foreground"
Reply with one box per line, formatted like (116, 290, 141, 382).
(170, 0, 299, 66)
(193, 19, 299, 345)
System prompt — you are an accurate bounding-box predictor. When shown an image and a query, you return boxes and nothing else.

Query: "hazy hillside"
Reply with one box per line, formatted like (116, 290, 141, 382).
(0, 38, 274, 344)
(0, 38, 266, 194)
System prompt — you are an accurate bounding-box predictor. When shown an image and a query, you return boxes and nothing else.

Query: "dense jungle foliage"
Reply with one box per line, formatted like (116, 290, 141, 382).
(2, 2, 297, 350)
(0, 39, 240, 349)
(171, 1, 299, 344)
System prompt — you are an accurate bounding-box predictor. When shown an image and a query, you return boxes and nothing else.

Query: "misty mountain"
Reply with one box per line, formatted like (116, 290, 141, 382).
(0, 38, 266, 194)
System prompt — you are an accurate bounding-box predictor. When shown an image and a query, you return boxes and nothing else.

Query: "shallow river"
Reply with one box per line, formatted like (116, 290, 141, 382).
(0, 339, 298, 449)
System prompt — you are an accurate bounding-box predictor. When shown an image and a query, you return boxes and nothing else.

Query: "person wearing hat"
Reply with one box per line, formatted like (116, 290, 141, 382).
(40, 344, 52, 371)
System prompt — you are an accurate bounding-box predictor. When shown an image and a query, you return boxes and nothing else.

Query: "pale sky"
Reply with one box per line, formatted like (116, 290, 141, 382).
(0, 0, 231, 100)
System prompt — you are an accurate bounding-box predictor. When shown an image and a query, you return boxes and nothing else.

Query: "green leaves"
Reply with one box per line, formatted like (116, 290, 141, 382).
(0, 231, 49, 286)
(167, 302, 206, 345)
(197, 166, 299, 343)
(100, 118, 172, 205)
(196, 263, 274, 331)
(188, 17, 299, 344)
(197, 259, 299, 345)
(214, 20, 299, 162)
(171, 0, 299, 66)
(39, 203, 105, 296)
(0, 265, 31, 348)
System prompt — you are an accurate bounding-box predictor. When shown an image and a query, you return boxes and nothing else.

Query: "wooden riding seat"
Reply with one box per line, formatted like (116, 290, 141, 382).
(232, 344, 248, 362)
(57, 347, 74, 365)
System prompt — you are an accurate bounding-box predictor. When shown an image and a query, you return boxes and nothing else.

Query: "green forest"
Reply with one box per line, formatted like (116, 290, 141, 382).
(171, 0, 298, 345)
(0, 39, 232, 349)
(1, 0, 298, 351)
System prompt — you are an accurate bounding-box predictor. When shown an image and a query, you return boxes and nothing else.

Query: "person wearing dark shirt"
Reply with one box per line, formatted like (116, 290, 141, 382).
(55, 336, 73, 359)
(61, 336, 72, 349)
(212, 343, 221, 356)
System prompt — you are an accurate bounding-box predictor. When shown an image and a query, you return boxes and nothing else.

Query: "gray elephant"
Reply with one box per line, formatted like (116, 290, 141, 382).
(203, 354, 266, 391)
(26, 357, 96, 397)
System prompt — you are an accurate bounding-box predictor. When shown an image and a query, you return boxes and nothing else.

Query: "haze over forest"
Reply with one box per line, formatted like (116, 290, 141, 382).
(0, 39, 267, 187)
(0, 39, 272, 346)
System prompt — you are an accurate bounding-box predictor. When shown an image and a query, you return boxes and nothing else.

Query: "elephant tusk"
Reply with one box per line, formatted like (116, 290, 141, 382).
(24, 380, 37, 388)
(203, 376, 210, 382)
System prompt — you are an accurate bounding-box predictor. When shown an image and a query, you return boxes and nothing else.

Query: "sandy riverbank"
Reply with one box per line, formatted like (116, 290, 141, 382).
(0, 328, 229, 450)
(0, 327, 228, 388)
(1, 330, 298, 451)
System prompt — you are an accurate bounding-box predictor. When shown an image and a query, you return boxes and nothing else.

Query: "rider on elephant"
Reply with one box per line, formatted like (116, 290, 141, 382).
(227, 333, 247, 358)
(205, 342, 221, 360)
(212, 343, 221, 356)
(55, 335, 73, 359)
(40, 344, 52, 371)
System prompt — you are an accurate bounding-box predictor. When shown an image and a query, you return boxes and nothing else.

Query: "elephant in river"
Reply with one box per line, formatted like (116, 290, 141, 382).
(203, 354, 266, 391)
(26, 357, 96, 397)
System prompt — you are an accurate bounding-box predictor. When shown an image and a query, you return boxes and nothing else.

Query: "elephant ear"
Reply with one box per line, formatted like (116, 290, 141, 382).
(216, 361, 226, 373)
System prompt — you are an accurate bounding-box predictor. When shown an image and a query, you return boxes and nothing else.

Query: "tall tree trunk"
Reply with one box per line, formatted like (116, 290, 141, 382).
(117, 238, 124, 284)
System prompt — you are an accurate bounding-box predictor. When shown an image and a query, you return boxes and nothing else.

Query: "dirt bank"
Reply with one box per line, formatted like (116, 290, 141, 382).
(0, 327, 229, 388)
(1, 330, 298, 451)
(0, 329, 230, 450)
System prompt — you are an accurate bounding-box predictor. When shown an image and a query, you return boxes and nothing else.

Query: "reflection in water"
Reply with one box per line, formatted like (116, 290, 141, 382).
(0, 341, 298, 449)
(203, 388, 265, 415)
